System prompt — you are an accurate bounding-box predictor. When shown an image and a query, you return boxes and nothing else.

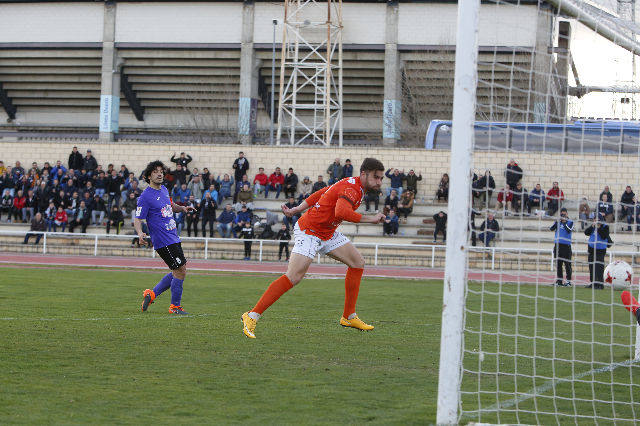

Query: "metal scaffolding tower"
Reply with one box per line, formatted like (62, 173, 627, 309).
(276, 0, 343, 146)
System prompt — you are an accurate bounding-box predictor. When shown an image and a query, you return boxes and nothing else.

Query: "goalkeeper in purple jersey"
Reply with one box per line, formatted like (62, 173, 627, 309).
(136, 161, 195, 315)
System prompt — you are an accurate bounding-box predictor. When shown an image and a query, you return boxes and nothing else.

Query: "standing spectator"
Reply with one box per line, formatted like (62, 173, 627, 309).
(233, 174, 251, 203)
(69, 200, 90, 233)
(599, 186, 613, 204)
(478, 213, 500, 247)
(184, 195, 200, 237)
(276, 223, 291, 261)
(120, 173, 136, 204)
(326, 158, 343, 185)
(383, 209, 399, 236)
(217, 204, 235, 238)
(528, 183, 545, 215)
(384, 168, 405, 196)
(619, 185, 635, 221)
(68, 146, 83, 170)
(201, 192, 217, 237)
(217, 174, 234, 202)
(342, 159, 353, 178)
(397, 190, 415, 222)
(253, 167, 269, 197)
(119, 164, 129, 179)
(90, 194, 106, 225)
(546, 181, 564, 216)
(578, 197, 592, 230)
(283, 168, 298, 199)
(232, 151, 250, 183)
(44, 201, 57, 232)
(312, 175, 327, 192)
(268, 167, 284, 199)
(384, 189, 399, 212)
(404, 169, 422, 194)
(234, 184, 254, 212)
(282, 197, 299, 229)
(298, 176, 312, 204)
(173, 164, 191, 188)
(122, 192, 137, 226)
(106, 205, 125, 234)
(433, 211, 447, 243)
(201, 167, 211, 188)
(11, 189, 26, 222)
(632, 197, 640, 232)
(550, 207, 574, 287)
(170, 152, 193, 170)
(106, 170, 123, 209)
(82, 149, 98, 176)
(53, 206, 68, 232)
(512, 182, 528, 215)
(474, 170, 495, 208)
(187, 174, 204, 201)
(496, 185, 513, 215)
(23, 212, 46, 244)
(505, 158, 523, 189)
(584, 217, 610, 289)
(597, 193, 614, 223)
(1, 189, 12, 221)
(364, 188, 382, 212)
(240, 217, 255, 260)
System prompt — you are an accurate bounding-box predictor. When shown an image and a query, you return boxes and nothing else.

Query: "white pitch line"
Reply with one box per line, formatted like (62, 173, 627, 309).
(463, 358, 639, 418)
(0, 313, 217, 321)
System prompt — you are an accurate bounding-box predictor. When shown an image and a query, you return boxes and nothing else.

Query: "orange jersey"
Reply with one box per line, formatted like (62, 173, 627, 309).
(297, 177, 364, 241)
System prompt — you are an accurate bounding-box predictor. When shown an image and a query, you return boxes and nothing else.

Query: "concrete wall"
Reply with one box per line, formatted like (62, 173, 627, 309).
(0, 3, 103, 42)
(1, 139, 638, 203)
(0, 2, 536, 47)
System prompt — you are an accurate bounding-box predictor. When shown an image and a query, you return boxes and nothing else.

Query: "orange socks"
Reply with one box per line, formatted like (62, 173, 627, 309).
(343, 267, 364, 318)
(252, 274, 294, 315)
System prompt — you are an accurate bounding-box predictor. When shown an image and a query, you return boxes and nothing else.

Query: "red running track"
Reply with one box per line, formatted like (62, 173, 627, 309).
(0, 251, 598, 285)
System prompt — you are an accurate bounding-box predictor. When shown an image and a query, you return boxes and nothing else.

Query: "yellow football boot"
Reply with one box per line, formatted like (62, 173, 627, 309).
(340, 315, 374, 331)
(242, 312, 257, 339)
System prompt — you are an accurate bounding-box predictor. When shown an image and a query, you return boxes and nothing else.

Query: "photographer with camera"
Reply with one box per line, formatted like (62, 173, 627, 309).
(584, 216, 612, 289)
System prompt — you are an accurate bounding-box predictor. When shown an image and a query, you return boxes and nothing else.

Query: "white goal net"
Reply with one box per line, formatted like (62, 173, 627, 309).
(437, 0, 640, 423)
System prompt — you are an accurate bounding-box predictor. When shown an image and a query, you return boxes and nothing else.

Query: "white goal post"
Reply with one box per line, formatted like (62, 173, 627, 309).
(436, 0, 640, 423)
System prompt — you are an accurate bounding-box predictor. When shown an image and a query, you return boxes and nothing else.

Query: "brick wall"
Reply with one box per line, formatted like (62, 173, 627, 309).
(1, 140, 638, 202)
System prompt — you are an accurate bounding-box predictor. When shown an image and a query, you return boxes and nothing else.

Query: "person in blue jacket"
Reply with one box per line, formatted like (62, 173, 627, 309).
(550, 207, 574, 287)
(584, 217, 611, 289)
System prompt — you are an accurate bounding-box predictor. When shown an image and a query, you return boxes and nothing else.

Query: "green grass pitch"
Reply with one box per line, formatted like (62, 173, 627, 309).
(1, 266, 639, 424)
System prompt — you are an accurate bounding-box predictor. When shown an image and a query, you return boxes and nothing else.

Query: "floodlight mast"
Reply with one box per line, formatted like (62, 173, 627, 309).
(276, 0, 344, 147)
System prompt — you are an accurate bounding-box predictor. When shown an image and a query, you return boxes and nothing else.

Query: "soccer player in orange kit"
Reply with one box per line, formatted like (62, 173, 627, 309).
(241, 158, 387, 338)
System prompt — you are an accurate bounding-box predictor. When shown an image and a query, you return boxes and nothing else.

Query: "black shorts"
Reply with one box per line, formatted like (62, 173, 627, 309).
(156, 242, 187, 270)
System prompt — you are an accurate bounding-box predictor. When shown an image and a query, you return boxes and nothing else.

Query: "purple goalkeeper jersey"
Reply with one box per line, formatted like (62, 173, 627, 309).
(135, 185, 180, 250)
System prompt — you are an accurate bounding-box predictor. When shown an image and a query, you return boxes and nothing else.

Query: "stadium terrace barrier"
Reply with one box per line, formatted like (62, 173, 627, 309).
(1, 230, 638, 271)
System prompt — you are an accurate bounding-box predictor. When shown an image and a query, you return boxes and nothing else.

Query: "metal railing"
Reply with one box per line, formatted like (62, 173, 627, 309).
(1, 230, 638, 270)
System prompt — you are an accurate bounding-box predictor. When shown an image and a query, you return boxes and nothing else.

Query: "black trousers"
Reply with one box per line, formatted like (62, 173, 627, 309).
(186, 216, 199, 237)
(554, 243, 572, 282)
(278, 242, 289, 260)
(201, 214, 215, 237)
(244, 241, 252, 258)
(587, 246, 607, 287)
(434, 226, 446, 241)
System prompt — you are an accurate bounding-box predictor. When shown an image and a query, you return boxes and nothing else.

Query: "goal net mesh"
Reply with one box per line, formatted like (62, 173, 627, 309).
(453, 0, 640, 423)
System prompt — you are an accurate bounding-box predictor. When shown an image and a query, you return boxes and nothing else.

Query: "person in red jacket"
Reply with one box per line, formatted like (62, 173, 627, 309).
(11, 189, 26, 222)
(53, 206, 68, 232)
(268, 167, 284, 199)
(252, 167, 269, 198)
(496, 184, 514, 215)
(547, 181, 565, 216)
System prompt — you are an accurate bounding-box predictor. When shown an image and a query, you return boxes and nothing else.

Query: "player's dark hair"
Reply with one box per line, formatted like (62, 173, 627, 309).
(143, 160, 166, 184)
(360, 158, 384, 173)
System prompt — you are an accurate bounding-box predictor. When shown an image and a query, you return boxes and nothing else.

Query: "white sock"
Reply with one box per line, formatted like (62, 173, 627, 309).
(347, 313, 357, 320)
(248, 312, 261, 321)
